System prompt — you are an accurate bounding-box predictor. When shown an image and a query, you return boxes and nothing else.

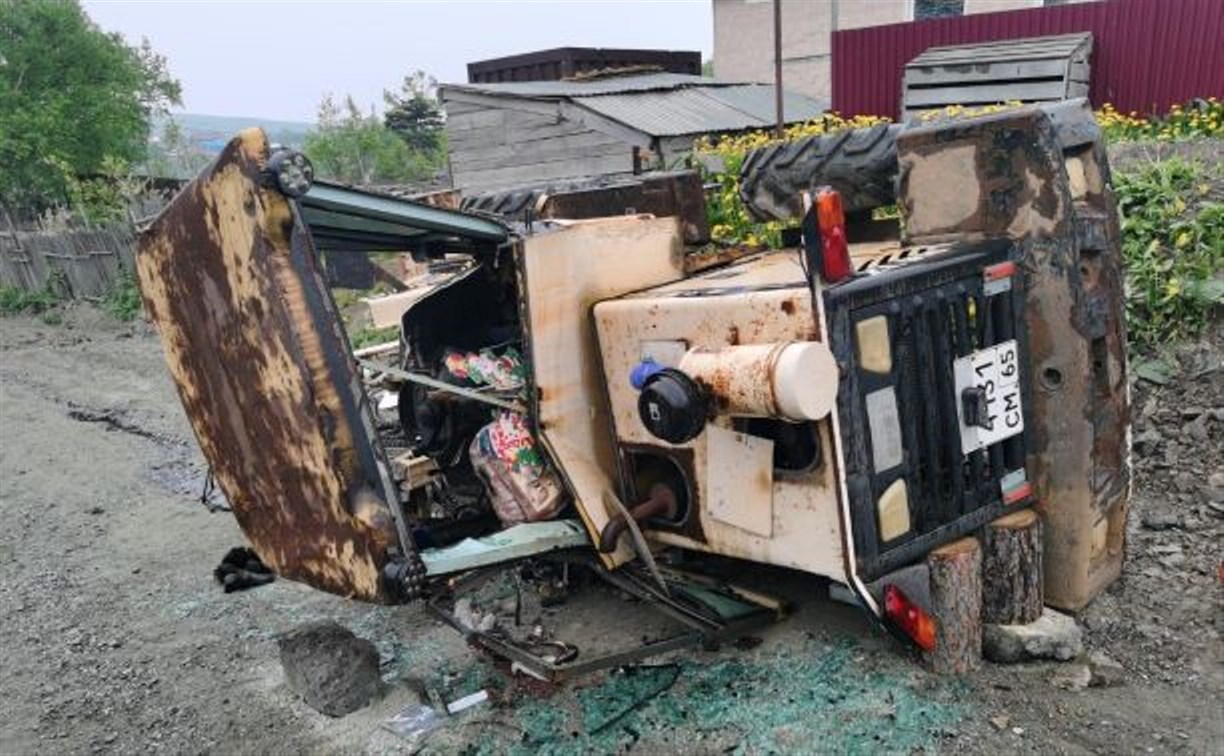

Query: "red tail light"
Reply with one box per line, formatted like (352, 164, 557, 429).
(815, 187, 852, 283)
(884, 584, 937, 651)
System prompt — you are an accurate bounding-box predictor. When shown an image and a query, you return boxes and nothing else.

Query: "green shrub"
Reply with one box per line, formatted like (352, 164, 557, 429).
(349, 325, 399, 350)
(102, 274, 143, 321)
(1114, 158, 1223, 350)
(0, 283, 60, 315)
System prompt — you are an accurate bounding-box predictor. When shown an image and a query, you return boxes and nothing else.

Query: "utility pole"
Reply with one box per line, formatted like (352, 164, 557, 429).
(774, 0, 784, 138)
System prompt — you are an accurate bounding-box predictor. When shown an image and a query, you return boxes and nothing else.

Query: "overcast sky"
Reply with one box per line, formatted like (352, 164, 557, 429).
(82, 0, 714, 123)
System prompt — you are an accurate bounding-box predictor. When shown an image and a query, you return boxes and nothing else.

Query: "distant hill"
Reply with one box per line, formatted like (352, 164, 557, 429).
(145, 113, 315, 179)
(162, 113, 314, 150)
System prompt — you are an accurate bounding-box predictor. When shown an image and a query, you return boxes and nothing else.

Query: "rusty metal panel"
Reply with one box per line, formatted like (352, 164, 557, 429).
(592, 252, 849, 582)
(136, 129, 408, 603)
(833, 0, 1224, 119)
(538, 172, 710, 244)
(519, 216, 688, 569)
(897, 103, 1131, 609)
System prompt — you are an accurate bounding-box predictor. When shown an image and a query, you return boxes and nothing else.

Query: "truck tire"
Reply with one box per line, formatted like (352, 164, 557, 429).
(461, 188, 543, 218)
(739, 123, 903, 222)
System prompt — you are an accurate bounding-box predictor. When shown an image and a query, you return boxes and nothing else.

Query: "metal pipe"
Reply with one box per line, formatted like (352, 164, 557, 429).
(356, 359, 525, 413)
(598, 484, 678, 553)
(774, 0, 784, 138)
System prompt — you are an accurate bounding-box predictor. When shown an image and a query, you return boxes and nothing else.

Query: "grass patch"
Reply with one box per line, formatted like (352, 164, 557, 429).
(0, 284, 60, 315)
(1114, 158, 1223, 350)
(348, 325, 399, 350)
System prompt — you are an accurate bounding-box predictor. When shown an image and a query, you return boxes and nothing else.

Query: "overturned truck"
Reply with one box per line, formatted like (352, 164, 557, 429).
(137, 100, 1129, 678)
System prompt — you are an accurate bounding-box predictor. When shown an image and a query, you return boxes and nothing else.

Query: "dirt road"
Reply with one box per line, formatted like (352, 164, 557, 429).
(1, 308, 1220, 754)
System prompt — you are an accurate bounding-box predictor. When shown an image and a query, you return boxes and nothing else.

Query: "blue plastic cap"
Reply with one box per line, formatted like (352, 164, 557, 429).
(630, 359, 664, 390)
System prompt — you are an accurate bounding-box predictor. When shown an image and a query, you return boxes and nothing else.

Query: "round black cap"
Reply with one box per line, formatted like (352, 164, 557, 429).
(637, 369, 707, 444)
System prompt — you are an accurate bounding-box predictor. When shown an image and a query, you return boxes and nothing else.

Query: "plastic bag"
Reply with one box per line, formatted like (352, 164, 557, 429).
(382, 704, 446, 747)
(471, 411, 565, 526)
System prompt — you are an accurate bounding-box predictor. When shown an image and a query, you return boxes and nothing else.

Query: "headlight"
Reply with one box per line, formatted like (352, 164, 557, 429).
(265, 149, 315, 198)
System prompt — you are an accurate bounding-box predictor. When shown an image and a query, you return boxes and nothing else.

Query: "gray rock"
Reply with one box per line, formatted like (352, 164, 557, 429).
(1183, 417, 1209, 443)
(1087, 652, 1126, 688)
(1159, 553, 1186, 569)
(277, 621, 383, 717)
(1131, 430, 1162, 456)
(1207, 472, 1224, 504)
(1141, 511, 1181, 531)
(983, 608, 1084, 663)
(1051, 663, 1092, 691)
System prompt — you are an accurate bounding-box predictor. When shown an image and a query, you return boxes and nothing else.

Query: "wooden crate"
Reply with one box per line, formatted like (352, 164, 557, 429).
(902, 33, 1092, 119)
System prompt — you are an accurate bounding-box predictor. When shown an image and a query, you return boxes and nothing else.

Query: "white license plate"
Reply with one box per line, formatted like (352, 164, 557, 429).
(954, 339, 1024, 454)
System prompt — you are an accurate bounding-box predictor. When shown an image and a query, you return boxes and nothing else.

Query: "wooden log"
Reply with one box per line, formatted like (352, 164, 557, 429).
(925, 536, 982, 675)
(981, 508, 1044, 624)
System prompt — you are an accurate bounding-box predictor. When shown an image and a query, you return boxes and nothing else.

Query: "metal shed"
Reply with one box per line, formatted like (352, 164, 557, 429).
(467, 47, 701, 84)
(440, 74, 826, 194)
(902, 33, 1093, 119)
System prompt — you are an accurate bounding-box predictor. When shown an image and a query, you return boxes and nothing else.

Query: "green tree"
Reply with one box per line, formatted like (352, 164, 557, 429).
(383, 71, 445, 157)
(304, 94, 435, 185)
(0, 0, 181, 212)
(145, 116, 210, 180)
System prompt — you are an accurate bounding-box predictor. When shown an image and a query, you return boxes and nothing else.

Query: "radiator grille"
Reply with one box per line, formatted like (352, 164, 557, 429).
(826, 240, 1031, 580)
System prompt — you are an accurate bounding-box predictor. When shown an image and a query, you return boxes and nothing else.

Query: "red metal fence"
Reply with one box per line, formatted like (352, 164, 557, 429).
(832, 0, 1224, 119)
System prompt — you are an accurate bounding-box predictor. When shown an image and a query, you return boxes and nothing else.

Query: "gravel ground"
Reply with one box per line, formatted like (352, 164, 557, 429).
(0, 307, 1220, 754)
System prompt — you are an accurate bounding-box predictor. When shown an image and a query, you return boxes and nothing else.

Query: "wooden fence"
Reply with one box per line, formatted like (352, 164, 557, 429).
(0, 223, 137, 300)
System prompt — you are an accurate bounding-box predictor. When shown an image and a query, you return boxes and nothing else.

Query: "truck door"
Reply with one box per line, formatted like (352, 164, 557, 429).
(137, 129, 412, 602)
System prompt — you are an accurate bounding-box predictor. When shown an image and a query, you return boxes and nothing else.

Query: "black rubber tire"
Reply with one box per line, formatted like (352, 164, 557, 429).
(460, 175, 624, 218)
(738, 123, 903, 222)
(460, 188, 543, 217)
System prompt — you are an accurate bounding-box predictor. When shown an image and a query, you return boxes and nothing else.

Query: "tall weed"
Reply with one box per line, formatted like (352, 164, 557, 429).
(1114, 158, 1223, 350)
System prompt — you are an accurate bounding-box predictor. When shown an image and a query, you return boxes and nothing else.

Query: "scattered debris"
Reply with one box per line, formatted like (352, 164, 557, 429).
(452, 597, 498, 634)
(382, 689, 490, 747)
(383, 702, 447, 746)
(990, 713, 1011, 730)
(277, 621, 383, 717)
(213, 547, 274, 593)
(445, 688, 489, 715)
(982, 609, 1083, 663)
(507, 638, 964, 752)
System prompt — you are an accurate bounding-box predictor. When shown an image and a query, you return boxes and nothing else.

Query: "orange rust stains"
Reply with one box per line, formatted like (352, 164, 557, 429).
(137, 128, 399, 603)
(780, 298, 797, 315)
(727, 325, 740, 345)
(754, 468, 771, 494)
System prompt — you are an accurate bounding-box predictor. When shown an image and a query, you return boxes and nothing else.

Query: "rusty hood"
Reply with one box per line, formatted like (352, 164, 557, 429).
(136, 129, 409, 603)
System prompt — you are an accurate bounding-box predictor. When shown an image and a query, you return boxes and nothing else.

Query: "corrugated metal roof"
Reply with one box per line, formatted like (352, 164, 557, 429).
(907, 32, 1091, 66)
(443, 73, 726, 99)
(575, 85, 827, 137)
(443, 72, 828, 137)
